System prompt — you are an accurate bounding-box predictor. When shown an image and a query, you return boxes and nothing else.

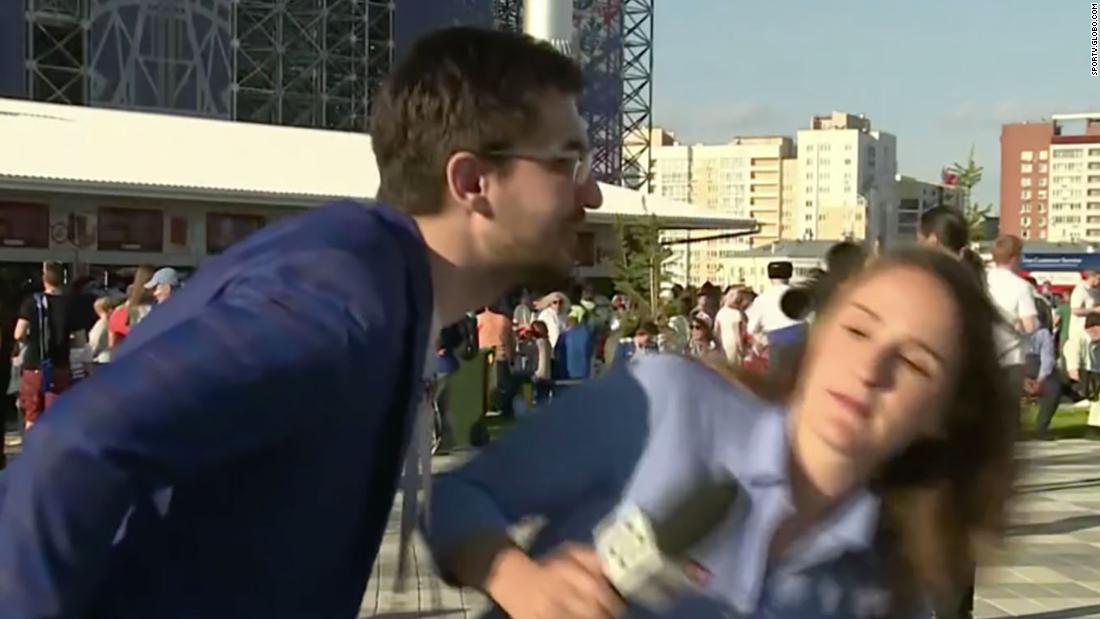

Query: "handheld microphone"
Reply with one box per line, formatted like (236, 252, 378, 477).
(593, 477, 741, 611)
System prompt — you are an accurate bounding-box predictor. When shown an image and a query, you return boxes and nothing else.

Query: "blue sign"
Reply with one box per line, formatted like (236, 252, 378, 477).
(1021, 253, 1100, 271)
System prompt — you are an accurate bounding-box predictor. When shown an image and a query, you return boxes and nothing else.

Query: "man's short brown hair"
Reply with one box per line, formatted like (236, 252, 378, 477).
(42, 261, 64, 287)
(369, 27, 583, 215)
(991, 234, 1023, 265)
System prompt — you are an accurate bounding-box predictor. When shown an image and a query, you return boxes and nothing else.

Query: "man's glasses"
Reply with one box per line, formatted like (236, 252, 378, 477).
(485, 148, 593, 185)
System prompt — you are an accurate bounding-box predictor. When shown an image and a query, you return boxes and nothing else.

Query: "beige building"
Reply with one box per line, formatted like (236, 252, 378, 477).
(895, 174, 964, 239)
(795, 112, 898, 247)
(649, 131, 795, 286)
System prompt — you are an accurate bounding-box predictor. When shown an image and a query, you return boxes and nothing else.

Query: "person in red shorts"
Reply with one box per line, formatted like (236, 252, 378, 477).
(12, 261, 78, 430)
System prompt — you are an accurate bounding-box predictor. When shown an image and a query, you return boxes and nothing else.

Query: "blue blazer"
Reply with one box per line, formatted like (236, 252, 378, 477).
(0, 201, 433, 619)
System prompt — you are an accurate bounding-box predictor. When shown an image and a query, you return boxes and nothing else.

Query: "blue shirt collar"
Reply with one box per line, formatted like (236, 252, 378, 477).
(705, 405, 881, 611)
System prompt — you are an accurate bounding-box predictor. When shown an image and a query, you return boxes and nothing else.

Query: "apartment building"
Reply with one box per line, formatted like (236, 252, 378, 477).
(1001, 113, 1100, 241)
(794, 112, 899, 247)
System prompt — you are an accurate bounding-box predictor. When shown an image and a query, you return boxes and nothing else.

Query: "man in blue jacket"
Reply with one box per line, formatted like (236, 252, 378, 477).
(0, 26, 601, 619)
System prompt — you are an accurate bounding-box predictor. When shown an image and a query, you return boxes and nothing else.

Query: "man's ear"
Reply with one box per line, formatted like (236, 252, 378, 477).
(444, 151, 492, 217)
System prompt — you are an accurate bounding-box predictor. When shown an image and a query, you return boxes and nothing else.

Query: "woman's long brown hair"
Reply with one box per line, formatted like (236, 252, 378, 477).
(709, 247, 1017, 610)
(126, 264, 156, 308)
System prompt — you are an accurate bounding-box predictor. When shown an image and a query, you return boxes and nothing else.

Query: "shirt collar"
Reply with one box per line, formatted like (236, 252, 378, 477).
(736, 407, 880, 548)
(704, 405, 881, 611)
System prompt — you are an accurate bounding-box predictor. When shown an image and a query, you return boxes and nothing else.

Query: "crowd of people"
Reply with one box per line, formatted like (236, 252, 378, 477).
(6, 263, 182, 433)
(0, 24, 1064, 619)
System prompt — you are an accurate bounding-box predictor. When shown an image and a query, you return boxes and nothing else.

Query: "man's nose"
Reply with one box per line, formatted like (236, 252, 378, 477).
(577, 175, 602, 210)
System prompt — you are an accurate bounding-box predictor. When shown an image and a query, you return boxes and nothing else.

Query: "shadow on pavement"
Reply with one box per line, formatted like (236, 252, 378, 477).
(1016, 476, 1100, 495)
(1013, 604, 1100, 618)
(367, 611, 467, 618)
(1009, 513, 1100, 536)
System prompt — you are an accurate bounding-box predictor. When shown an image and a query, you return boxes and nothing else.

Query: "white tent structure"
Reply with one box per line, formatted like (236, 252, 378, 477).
(0, 98, 754, 274)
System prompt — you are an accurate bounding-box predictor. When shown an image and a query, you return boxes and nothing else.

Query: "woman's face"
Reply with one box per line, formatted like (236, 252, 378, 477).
(792, 265, 962, 468)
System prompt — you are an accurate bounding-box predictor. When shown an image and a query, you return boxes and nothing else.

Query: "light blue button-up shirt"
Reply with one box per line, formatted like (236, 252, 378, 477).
(427, 355, 922, 618)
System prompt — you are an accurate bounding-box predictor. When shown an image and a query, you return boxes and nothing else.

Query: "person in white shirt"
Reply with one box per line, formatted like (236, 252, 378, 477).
(984, 235, 1037, 425)
(746, 261, 803, 371)
(1067, 269, 1100, 346)
(714, 288, 748, 365)
(535, 291, 569, 349)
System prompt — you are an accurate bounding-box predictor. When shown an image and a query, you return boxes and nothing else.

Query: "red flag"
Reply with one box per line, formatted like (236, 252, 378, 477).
(941, 168, 959, 186)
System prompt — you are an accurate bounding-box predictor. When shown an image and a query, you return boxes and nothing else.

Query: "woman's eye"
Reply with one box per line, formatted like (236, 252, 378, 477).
(901, 356, 931, 378)
(843, 325, 868, 339)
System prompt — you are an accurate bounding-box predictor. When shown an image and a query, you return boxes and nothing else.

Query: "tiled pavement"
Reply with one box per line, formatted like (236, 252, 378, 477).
(365, 440, 1100, 618)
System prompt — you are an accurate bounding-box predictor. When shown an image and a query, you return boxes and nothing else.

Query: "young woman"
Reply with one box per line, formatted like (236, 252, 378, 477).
(687, 316, 722, 364)
(107, 264, 155, 351)
(425, 248, 1015, 619)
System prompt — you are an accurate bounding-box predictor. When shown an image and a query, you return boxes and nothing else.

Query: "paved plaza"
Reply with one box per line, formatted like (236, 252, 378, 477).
(364, 439, 1100, 619)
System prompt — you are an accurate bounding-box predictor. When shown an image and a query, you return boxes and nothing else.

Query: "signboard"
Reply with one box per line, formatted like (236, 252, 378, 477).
(1020, 253, 1100, 272)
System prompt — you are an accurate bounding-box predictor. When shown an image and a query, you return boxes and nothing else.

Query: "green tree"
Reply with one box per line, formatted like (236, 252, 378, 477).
(611, 214, 672, 317)
(948, 145, 994, 240)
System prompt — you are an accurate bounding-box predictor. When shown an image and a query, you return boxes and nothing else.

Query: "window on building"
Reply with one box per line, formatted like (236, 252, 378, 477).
(97, 207, 164, 252)
(1021, 164, 1034, 173)
(1039, 150, 1048, 161)
(1021, 151, 1034, 161)
(1038, 202, 1046, 212)
(1021, 190, 1031, 199)
(1090, 148, 1100, 157)
(1039, 177, 1048, 187)
(1021, 202, 1031, 213)
(1039, 217, 1047, 226)
(1038, 189, 1048, 199)
(1022, 229, 1031, 239)
(0, 201, 50, 248)
(1039, 163, 1049, 173)
(1054, 149, 1084, 159)
(206, 213, 266, 254)
(1021, 177, 1032, 187)
(1021, 216, 1031, 226)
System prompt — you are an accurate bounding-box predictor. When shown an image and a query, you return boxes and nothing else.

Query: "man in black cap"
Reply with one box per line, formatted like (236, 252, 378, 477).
(746, 260, 804, 371)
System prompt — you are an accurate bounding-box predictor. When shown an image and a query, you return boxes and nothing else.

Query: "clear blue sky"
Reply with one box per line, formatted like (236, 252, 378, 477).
(652, 0, 1098, 208)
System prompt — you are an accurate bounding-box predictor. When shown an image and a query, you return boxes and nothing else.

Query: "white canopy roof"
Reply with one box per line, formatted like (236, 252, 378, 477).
(0, 97, 754, 231)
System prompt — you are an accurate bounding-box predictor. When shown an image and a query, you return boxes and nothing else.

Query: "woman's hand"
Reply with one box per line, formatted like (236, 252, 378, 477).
(488, 543, 624, 619)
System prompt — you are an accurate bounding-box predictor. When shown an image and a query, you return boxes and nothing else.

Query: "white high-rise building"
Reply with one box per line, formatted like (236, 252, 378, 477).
(795, 112, 898, 247)
(649, 133, 795, 286)
(1046, 138, 1100, 242)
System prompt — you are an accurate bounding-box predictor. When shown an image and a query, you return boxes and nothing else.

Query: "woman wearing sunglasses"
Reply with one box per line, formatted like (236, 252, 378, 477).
(425, 247, 1015, 619)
